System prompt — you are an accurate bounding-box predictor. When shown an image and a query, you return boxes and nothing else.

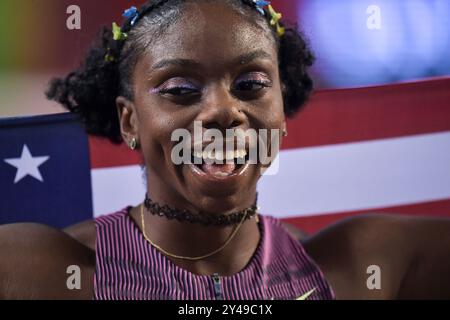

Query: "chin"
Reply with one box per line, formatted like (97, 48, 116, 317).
(181, 163, 260, 214)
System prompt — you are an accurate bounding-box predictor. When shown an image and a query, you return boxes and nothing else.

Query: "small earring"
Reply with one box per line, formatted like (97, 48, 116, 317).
(128, 137, 138, 150)
(282, 129, 288, 137)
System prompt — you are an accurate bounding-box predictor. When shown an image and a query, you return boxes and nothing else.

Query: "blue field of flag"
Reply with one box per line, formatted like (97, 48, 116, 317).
(0, 113, 93, 228)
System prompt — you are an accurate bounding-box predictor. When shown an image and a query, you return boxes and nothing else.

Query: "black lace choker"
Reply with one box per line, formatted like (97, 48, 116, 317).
(143, 193, 259, 226)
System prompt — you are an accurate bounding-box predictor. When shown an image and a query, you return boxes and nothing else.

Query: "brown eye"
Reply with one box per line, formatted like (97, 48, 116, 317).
(159, 87, 199, 96)
(152, 77, 200, 97)
(233, 71, 273, 94)
(234, 80, 271, 92)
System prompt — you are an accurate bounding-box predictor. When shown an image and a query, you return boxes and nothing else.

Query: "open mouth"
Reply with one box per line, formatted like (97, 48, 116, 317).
(190, 148, 251, 179)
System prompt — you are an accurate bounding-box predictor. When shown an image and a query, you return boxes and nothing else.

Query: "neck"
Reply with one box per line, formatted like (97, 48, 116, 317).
(129, 195, 261, 276)
(133, 170, 261, 275)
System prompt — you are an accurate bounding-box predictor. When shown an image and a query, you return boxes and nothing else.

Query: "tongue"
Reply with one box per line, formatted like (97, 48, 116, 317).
(201, 163, 236, 175)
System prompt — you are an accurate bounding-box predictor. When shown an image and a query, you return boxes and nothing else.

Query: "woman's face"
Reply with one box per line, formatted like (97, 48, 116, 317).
(119, 2, 285, 213)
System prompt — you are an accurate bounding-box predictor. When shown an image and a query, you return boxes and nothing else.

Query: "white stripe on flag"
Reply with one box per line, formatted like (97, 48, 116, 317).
(91, 165, 146, 217)
(91, 131, 450, 218)
(258, 131, 450, 218)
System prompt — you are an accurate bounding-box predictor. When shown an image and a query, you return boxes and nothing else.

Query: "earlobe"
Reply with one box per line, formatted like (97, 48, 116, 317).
(281, 82, 287, 95)
(282, 120, 288, 138)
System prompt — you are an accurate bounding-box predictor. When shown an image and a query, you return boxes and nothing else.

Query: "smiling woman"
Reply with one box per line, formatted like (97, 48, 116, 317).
(1, 0, 449, 300)
(45, 0, 332, 300)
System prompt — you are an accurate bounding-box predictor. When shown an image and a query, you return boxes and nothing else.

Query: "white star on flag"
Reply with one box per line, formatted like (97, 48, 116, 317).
(4, 144, 50, 184)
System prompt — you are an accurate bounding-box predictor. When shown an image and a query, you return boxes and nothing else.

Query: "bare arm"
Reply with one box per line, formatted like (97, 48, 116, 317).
(303, 214, 450, 299)
(396, 216, 450, 299)
(0, 223, 95, 299)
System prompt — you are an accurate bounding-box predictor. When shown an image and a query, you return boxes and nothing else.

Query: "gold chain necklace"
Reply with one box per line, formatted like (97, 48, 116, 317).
(140, 203, 257, 261)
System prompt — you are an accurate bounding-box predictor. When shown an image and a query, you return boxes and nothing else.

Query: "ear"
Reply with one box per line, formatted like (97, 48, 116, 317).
(116, 96, 139, 144)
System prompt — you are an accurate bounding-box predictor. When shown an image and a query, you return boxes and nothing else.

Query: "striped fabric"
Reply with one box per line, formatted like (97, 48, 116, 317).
(94, 208, 335, 300)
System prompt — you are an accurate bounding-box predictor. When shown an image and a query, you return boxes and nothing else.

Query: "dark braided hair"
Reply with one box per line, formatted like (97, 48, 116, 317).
(46, 0, 315, 144)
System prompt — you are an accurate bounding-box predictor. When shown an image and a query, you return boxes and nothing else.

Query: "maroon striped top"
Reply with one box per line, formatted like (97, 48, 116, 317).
(94, 207, 335, 300)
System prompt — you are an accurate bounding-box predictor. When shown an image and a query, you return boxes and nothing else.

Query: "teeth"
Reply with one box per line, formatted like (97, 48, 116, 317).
(235, 149, 247, 159)
(213, 171, 230, 177)
(192, 149, 247, 161)
(193, 151, 203, 158)
(215, 151, 224, 161)
(225, 151, 234, 160)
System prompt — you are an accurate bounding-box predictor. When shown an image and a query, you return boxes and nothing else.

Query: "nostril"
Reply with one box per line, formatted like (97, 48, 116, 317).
(230, 120, 241, 128)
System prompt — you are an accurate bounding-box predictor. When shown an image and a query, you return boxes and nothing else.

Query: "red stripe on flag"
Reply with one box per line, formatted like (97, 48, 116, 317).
(281, 198, 450, 235)
(283, 77, 450, 149)
(89, 136, 142, 169)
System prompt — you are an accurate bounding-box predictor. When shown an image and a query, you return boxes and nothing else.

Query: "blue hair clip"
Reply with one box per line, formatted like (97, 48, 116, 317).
(253, 0, 271, 15)
(123, 6, 139, 26)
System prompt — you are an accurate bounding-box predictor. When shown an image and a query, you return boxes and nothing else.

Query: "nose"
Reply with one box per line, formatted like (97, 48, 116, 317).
(195, 84, 247, 133)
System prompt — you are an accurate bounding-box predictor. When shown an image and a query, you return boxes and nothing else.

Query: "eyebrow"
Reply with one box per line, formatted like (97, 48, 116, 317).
(150, 49, 273, 72)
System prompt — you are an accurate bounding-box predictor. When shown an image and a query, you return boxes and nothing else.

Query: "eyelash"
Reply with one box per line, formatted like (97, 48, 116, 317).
(154, 79, 272, 97)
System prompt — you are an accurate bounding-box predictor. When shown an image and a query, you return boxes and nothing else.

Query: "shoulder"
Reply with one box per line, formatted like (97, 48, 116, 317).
(62, 208, 130, 250)
(302, 214, 416, 299)
(263, 215, 309, 241)
(64, 219, 96, 250)
(0, 223, 94, 299)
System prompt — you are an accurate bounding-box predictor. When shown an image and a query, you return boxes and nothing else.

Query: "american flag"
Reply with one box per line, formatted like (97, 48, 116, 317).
(1, 77, 450, 233)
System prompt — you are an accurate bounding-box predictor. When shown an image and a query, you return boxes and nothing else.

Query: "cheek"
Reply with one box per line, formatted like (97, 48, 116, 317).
(136, 98, 194, 161)
(254, 91, 285, 150)
(134, 99, 170, 153)
(253, 90, 285, 129)
(270, 94, 285, 122)
(256, 73, 285, 121)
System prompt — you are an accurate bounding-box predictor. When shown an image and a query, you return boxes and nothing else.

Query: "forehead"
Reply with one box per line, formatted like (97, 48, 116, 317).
(139, 2, 278, 71)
